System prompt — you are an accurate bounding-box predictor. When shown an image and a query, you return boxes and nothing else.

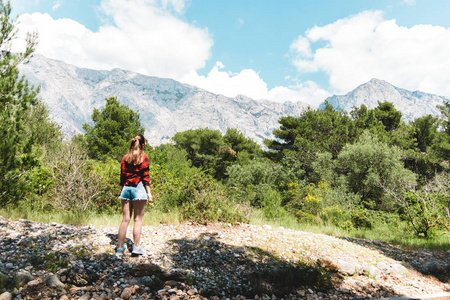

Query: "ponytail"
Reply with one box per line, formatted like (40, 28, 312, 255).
(124, 134, 147, 165)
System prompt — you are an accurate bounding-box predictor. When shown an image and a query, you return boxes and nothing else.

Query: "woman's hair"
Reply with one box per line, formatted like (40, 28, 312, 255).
(124, 134, 147, 165)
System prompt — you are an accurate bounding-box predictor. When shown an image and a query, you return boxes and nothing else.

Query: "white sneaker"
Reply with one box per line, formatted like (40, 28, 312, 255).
(116, 244, 127, 258)
(132, 245, 147, 256)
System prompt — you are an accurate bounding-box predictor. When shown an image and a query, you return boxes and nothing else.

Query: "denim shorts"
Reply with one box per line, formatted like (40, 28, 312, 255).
(119, 182, 147, 201)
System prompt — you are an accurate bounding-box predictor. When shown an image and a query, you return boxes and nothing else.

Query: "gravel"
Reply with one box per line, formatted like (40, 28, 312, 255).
(0, 215, 448, 300)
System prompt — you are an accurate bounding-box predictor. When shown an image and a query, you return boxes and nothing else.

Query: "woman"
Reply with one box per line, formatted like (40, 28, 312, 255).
(116, 134, 153, 258)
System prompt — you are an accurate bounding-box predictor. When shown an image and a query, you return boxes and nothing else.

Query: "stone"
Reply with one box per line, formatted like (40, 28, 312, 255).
(14, 270, 34, 286)
(163, 268, 188, 281)
(62, 265, 99, 286)
(137, 276, 153, 287)
(120, 288, 133, 299)
(0, 292, 12, 300)
(27, 278, 42, 287)
(369, 266, 380, 278)
(347, 278, 365, 289)
(130, 263, 164, 277)
(127, 277, 139, 286)
(187, 289, 196, 296)
(421, 261, 444, 274)
(390, 263, 408, 276)
(376, 262, 389, 272)
(45, 274, 65, 289)
(337, 259, 356, 275)
(91, 294, 103, 300)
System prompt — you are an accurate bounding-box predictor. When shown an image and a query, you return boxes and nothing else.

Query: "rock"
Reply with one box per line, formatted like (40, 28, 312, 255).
(14, 270, 33, 286)
(164, 280, 184, 289)
(167, 288, 176, 294)
(62, 265, 99, 286)
(0, 292, 12, 300)
(163, 268, 188, 281)
(137, 276, 153, 287)
(346, 278, 365, 290)
(390, 263, 408, 276)
(120, 288, 132, 299)
(377, 262, 389, 272)
(130, 263, 164, 277)
(27, 278, 43, 287)
(369, 266, 380, 278)
(128, 277, 139, 286)
(419, 261, 446, 275)
(187, 289, 197, 296)
(337, 259, 356, 275)
(45, 274, 65, 289)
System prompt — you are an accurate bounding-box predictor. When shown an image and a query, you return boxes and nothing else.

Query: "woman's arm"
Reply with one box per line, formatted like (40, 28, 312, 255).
(145, 184, 153, 203)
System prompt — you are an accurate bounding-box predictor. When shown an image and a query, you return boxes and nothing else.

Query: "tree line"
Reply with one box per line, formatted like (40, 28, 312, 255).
(1, 0, 449, 240)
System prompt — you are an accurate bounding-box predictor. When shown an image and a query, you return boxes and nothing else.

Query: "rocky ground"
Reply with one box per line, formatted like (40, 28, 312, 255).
(0, 215, 449, 300)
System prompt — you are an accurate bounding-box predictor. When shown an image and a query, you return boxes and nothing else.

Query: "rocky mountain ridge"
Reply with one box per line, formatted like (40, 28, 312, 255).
(19, 55, 309, 146)
(322, 78, 449, 122)
(19, 55, 450, 146)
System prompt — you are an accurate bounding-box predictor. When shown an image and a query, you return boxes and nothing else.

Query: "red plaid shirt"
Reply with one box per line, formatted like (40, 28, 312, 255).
(120, 154, 151, 187)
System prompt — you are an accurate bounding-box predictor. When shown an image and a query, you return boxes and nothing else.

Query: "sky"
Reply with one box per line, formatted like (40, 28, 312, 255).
(10, 0, 450, 107)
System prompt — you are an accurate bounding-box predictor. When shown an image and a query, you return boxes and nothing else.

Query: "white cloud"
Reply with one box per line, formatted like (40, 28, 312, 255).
(52, 1, 62, 11)
(14, 0, 212, 80)
(182, 61, 269, 99)
(181, 62, 330, 106)
(10, 0, 332, 107)
(268, 81, 331, 107)
(160, 0, 186, 14)
(290, 10, 450, 98)
(402, 0, 416, 5)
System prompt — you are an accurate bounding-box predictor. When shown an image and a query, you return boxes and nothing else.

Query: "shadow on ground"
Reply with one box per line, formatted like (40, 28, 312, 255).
(0, 221, 405, 299)
(162, 232, 402, 298)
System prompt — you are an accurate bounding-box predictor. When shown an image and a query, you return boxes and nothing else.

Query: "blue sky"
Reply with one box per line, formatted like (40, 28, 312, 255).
(11, 0, 450, 106)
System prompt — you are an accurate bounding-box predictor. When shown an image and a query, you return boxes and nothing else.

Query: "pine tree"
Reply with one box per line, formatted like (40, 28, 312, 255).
(83, 96, 145, 161)
(0, 0, 61, 203)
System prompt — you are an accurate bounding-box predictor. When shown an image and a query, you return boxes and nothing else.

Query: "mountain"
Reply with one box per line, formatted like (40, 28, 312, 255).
(19, 54, 310, 146)
(20, 56, 450, 146)
(321, 78, 450, 121)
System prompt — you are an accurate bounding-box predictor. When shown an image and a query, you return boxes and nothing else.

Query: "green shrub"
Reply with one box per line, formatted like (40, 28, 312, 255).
(337, 220, 354, 231)
(259, 187, 287, 220)
(351, 208, 372, 229)
(91, 158, 122, 214)
(180, 173, 245, 224)
(148, 164, 184, 211)
(286, 182, 327, 220)
(334, 131, 416, 210)
(320, 205, 346, 226)
(293, 211, 317, 225)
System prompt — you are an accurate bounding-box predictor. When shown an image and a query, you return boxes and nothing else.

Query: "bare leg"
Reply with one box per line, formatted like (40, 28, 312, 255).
(118, 200, 132, 248)
(132, 200, 147, 247)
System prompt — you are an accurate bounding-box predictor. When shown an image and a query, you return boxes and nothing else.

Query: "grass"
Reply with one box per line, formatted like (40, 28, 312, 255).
(248, 208, 303, 229)
(0, 206, 182, 227)
(248, 208, 450, 251)
(1, 206, 448, 251)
